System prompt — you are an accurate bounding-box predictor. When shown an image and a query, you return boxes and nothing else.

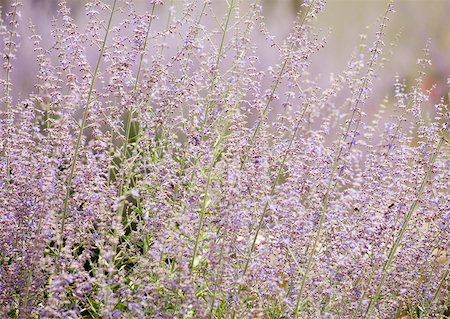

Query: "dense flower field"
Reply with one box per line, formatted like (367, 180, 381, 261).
(0, 0, 449, 318)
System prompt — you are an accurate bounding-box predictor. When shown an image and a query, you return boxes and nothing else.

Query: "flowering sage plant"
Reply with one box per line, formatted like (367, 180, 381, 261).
(0, 0, 449, 318)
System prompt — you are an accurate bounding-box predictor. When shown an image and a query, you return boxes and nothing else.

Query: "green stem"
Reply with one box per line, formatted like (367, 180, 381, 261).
(202, 0, 235, 127)
(118, 3, 156, 201)
(242, 105, 307, 276)
(191, 136, 220, 269)
(208, 243, 225, 317)
(205, 8, 260, 312)
(189, 0, 235, 270)
(3, 4, 18, 183)
(293, 150, 338, 318)
(293, 5, 392, 316)
(351, 105, 412, 319)
(231, 101, 309, 316)
(342, 6, 390, 157)
(363, 136, 445, 318)
(431, 261, 449, 307)
(239, 0, 315, 171)
(59, 0, 117, 253)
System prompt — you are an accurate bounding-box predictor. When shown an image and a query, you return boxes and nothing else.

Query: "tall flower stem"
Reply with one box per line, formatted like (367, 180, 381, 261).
(292, 4, 392, 316)
(117, 3, 156, 207)
(206, 1, 317, 303)
(228, 101, 309, 318)
(190, 0, 234, 269)
(58, 0, 117, 253)
(242, 104, 308, 276)
(363, 135, 445, 318)
(190, 143, 217, 269)
(3, 3, 18, 183)
(20, 214, 44, 319)
(351, 102, 413, 319)
(202, 0, 234, 127)
(239, 0, 315, 170)
(424, 259, 450, 316)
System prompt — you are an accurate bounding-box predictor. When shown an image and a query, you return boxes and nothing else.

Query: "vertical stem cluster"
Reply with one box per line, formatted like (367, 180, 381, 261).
(2, 3, 19, 183)
(363, 136, 445, 318)
(118, 2, 156, 208)
(190, 0, 235, 269)
(59, 0, 117, 253)
(202, 0, 235, 127)
(293, 3, 393, 317)
(242, 104, 309, 276)
(240, 0, 316, 170)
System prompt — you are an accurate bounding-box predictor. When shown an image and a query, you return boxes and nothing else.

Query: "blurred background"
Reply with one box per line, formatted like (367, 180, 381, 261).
(1, 0, 449, 117)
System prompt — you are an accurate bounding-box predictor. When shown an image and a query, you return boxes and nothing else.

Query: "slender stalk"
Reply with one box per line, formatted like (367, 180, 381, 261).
(239, 0, 315, 171)
(213, 27, 311, 309)
(109, 3, 158, 294)
(343, 6, 391, 156)
(21, 176, 50, 315)
(226, 4, 317, 307)
(159, 2, 210, 197)
(182, 0, 239, 190)
(351, 105, 412, 319)
(416, 244, 449, 318)
(117, 1, 179, 215)
(293, 5, 392, 316)
(179, 1, 208, 74)
(19, 270, 32, 318)
(160, 0, 174, 57)
(363, 136, 445, 318)
(202, 0, 235, 126)
(208, 241, 225, 317)
(288, 47, 374, 317)
(59, 0, 117, 252)
(228, 102, 309, 319)
(190, 152, 215, 268)
(426, 260, 450, 315)
(3, 3, 18, 183)
(206, 6, 262, 310)
(351, 261, 377, 318)
(20, 207, 47, 318)
(242, 104, 308, 276)
(190, 0, 234, 269)
(118, 3, 156, 201)
(292, 147, 338, 318)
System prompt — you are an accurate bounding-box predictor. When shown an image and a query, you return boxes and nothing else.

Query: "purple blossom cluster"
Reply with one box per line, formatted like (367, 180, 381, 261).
(0, 1, 449, 318)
